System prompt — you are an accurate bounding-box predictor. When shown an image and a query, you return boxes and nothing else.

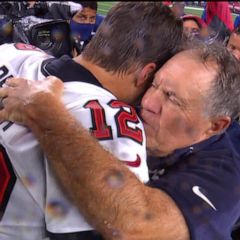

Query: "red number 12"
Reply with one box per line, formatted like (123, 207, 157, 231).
(84, 100, 143, 144)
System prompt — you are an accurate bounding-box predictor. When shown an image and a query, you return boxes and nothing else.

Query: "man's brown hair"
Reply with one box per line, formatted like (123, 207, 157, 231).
(82, 2, 183, 75)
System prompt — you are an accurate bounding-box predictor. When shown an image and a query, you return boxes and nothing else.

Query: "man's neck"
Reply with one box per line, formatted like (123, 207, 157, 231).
(73, 55, 133, 103)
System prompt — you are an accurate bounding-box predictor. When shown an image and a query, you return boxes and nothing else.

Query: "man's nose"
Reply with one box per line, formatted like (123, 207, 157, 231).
(142, 89, 162, 114)
(85, 19, 92, 24)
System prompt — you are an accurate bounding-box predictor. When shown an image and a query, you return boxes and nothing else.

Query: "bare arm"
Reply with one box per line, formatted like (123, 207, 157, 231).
(0, 77, 190, 240)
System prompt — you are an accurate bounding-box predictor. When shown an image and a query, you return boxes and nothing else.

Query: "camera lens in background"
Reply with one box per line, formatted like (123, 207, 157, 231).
(35, 29, 51, 50)
(12, 16, 72, 57)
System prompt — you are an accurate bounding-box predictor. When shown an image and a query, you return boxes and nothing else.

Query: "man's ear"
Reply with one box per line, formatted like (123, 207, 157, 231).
(136, 63, 156, 87)
(206, 116, 231, 136)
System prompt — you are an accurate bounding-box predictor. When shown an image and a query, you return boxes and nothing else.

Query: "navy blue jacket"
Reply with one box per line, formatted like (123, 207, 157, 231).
(148, 121, 240, 240)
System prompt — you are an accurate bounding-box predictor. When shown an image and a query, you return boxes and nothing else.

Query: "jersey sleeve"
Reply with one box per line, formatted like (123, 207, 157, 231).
(0, 43, 52, 82)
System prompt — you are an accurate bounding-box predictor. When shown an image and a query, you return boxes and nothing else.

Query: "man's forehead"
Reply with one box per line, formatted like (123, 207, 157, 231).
(156, 50, 216, 90)
(163, 49, 218, 74)
(81, 7, 97, 14)
(159, 50, 198, 72)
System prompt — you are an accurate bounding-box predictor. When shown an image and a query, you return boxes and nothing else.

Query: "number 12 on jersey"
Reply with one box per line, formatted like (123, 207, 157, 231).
(84, 100, 143, 144)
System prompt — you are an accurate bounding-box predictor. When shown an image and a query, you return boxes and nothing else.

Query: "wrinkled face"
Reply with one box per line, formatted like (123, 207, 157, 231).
(141, 51, 217, 156)
(183, 19, 200, 37)
(72, 7, 97, 24)
(227, 33, 240, 61)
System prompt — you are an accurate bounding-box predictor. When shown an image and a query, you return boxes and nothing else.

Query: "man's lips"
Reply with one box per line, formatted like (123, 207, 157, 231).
(140, 109, 157, 125)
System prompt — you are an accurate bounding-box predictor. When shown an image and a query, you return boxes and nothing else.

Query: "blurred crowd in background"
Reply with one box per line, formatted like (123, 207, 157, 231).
(0, 1, 104, 58)
(0, 1, 240, 62)
(165, 1, 240, 63)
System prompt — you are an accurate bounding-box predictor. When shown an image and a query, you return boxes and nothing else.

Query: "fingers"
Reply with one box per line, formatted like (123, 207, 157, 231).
(0, 109, 8, 122)
(0, 87, 8, 98)
(0, 78, 24, 99)
(43, 76, 64, 97)
(5, 77, 26, 87)
(45, 76, 64, 90)
(5, 76, 63, 88)
(0, 76, 64, 124)
(0, 76, 64, 107)
(45, 76, 62, 82)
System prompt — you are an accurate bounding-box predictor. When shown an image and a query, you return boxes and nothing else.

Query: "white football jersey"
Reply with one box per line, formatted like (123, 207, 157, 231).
(0, 43, 148, 236)
(0, 43, 51, 240)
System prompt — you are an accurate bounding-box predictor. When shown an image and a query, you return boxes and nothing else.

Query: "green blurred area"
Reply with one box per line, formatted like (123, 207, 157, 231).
(97, 1, 117, 16)
(97, 2, 237, 21)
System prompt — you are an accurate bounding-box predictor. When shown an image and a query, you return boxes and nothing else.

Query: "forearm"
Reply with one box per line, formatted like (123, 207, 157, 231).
(26, 95, 144, 236)
(24, 94, 189, 240)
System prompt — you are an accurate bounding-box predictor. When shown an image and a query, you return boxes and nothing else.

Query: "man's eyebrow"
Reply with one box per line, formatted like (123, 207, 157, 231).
(164, 84, 188, 106)
(156, 76, 187, 105)
(233, 45, 240, 51)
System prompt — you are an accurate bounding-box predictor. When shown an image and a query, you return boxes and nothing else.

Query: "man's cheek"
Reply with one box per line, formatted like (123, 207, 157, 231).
(166, 116, 186, 135)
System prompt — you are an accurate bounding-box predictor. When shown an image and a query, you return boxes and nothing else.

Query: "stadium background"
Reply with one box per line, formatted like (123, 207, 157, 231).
(97, 2, 239, 21)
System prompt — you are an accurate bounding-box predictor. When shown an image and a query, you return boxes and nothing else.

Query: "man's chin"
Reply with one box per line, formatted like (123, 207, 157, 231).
(146, 147, 171, 157)
(147, 147, 162, 157)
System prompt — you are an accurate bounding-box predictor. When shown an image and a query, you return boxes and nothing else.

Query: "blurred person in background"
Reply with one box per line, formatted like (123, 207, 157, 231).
(171, 1, 185, 18)
(162, 1, 172, 7)
(205, 1, 233, 43)
(226, 26, 240, 127)
(10, 1, 49, 20)
(0, 2, 13, 16)
(201, 1, 207, 23)
(234, 14, 240, 29)
(181, 14, 208, 41)
(70, 1, 104, 56)
(227, 26, 240, 61)
(45, 1, 104, 56)
(44, 1, 82, 20)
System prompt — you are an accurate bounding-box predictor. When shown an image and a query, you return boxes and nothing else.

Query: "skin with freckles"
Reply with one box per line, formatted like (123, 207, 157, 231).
(0, 76, 63, 124)
(0, 76, 191, 240)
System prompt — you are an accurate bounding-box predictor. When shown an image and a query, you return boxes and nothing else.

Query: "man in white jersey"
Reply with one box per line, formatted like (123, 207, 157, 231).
(0, 2, 182, 239)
